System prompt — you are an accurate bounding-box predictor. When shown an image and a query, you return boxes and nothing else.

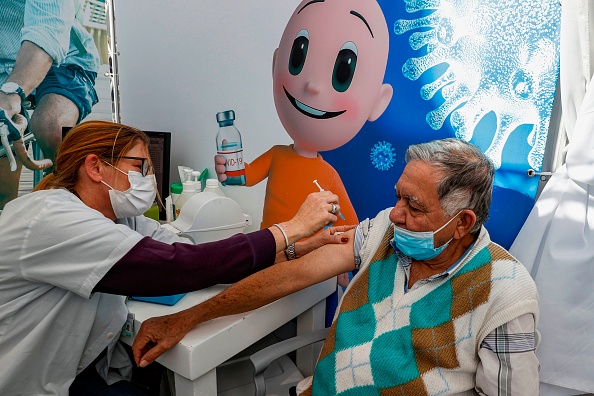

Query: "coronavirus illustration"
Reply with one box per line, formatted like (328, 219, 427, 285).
(370, 140, 396, 171)
(394, 0, 560, 170)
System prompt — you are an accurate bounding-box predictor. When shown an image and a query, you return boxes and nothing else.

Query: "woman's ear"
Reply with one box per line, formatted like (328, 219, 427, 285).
(84, 154, 104, 183)
(454, 209, 477, 239)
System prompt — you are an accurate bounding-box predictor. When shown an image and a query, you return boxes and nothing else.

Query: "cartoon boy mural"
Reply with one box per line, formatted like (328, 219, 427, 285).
(215, 0, 392, 288)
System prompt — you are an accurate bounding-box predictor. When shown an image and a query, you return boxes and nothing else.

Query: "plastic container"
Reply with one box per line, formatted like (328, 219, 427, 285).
(174, 181, 197, 219)
(216, 110, 246, 185)
(170, 191, 252, 244)
(170, 182, 183, 203)
(133, 193, 252, 306)
(203, 178, 225, 197)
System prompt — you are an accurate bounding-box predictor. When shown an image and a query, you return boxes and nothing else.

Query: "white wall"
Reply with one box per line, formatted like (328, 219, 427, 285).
(114, 1, 301, 231)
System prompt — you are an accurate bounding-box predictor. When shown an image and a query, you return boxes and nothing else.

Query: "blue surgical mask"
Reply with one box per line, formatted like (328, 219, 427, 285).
(391, 211, 462, 260)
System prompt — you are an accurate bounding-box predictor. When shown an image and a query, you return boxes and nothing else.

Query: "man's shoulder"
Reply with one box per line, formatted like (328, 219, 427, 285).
(460, 228, 537, 297)
(480, 240, 538, 300)
(490, 242, 536, 279)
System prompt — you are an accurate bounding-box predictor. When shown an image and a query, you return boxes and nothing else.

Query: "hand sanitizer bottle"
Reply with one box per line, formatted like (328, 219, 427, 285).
(215, 110, 246, 185)
(204, 179, 226, 197)
(174, 181, 197, 219)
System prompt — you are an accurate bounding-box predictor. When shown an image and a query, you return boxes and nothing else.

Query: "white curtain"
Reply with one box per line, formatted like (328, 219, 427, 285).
(509, 0, 594, 394)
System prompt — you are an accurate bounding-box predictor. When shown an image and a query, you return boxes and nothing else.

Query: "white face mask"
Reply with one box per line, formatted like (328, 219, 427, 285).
(101, 163, 156, 218)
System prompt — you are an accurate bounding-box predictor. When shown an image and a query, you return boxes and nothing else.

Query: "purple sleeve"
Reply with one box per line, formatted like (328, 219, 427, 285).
(94, 229, 276, 296)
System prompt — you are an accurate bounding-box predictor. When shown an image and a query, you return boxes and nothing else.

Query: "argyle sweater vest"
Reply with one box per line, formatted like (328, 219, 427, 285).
(298, 209, 539, 395)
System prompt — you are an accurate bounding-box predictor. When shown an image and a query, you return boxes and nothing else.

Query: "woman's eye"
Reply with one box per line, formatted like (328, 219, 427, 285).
(332, 41, 358, 92)
(289, 30, 309, 76)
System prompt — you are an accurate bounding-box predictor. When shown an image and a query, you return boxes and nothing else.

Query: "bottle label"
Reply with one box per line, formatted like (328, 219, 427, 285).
(217, 145, 245, 174)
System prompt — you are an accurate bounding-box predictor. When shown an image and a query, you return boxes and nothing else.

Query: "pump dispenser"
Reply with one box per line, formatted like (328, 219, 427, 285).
(191, 171, 202, 192)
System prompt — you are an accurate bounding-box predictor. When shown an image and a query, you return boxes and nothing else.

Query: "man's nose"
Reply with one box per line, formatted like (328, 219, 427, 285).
(389, 204, 405, 224)
(304, 81, 320, 95)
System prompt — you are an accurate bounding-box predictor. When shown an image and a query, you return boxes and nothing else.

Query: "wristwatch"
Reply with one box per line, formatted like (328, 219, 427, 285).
(0, 82, 27, 103)
(285, 243, 297, 260)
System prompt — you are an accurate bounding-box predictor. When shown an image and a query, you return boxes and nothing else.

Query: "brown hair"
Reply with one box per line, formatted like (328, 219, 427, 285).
(35, 120, 150, 193)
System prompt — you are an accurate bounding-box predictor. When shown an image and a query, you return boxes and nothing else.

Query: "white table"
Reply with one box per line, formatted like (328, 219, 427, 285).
(120, 278, 336, 395)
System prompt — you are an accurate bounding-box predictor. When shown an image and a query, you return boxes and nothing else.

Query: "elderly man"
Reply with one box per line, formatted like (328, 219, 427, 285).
(133, 138, 539, 395)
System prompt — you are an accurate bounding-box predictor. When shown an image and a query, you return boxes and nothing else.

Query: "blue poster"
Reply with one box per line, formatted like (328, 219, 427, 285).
(324, 0, 561, 248)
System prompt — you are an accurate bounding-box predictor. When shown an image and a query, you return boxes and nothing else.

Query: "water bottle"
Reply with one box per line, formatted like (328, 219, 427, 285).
(216, 110, 246, 185)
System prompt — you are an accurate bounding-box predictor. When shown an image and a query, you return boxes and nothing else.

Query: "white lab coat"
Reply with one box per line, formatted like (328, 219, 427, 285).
(0, 189, 188, 396)
(510, 1, 594, 391)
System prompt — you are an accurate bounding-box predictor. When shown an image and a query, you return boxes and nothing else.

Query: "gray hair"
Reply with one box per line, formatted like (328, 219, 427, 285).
(405, 138, 494, 233)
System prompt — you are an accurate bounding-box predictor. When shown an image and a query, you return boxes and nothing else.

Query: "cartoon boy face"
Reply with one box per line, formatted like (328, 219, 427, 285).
(273, 0, 393, 155)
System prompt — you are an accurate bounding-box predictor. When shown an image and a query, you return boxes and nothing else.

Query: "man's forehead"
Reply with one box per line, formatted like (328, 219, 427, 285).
(296, 0, 379, 29)
(395, 162, 441, 202)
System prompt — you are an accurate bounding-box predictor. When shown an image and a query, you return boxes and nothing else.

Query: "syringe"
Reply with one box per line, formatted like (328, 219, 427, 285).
(313, 179, 346, 220)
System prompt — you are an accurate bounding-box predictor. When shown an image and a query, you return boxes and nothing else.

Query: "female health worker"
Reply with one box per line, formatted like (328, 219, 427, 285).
(0, 120, 347, 396)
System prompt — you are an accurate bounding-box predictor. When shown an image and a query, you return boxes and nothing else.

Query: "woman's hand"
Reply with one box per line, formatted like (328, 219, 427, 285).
(282, 191, 340, 242)
(295, 225, 356, 258)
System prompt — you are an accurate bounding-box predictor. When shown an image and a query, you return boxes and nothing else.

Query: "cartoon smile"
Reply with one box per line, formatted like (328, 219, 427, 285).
(283, 87, 346, 119)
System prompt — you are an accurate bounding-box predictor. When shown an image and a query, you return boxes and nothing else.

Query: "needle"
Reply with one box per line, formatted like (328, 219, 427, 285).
(313, 179, 346, 220)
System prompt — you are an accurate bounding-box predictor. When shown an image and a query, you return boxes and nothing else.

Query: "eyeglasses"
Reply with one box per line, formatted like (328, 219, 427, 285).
(117, 156, 153, 177)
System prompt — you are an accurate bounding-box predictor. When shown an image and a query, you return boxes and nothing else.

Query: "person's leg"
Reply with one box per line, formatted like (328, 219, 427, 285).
(31, 64, 98, 165)
(29, 93, 79, 163)
(0, 156, 22, 209)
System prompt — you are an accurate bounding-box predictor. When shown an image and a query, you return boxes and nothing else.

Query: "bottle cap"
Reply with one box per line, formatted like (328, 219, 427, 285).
(206, 179, 220, 188)
(182, 181, 196, 192)
(216, 110, 235, 126)
(170, 182, 183, 194)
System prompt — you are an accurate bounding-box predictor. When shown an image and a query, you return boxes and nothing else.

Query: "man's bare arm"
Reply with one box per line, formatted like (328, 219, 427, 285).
(132, 229, 356, 367)
(0, 41, 53, 116)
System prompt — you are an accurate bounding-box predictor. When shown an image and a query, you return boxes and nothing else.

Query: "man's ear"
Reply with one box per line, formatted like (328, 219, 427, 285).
(272, 48, 278, 77)
(454, 210, 477, 239)
(84, 154, 104, 183)
(368, 83, 393, 122)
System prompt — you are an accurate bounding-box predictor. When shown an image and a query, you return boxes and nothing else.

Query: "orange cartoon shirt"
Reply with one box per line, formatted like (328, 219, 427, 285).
(244, 145, 358, 230)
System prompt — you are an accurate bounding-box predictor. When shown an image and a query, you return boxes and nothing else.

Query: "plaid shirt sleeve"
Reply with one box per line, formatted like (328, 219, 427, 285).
(475, 313, 540, 395)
